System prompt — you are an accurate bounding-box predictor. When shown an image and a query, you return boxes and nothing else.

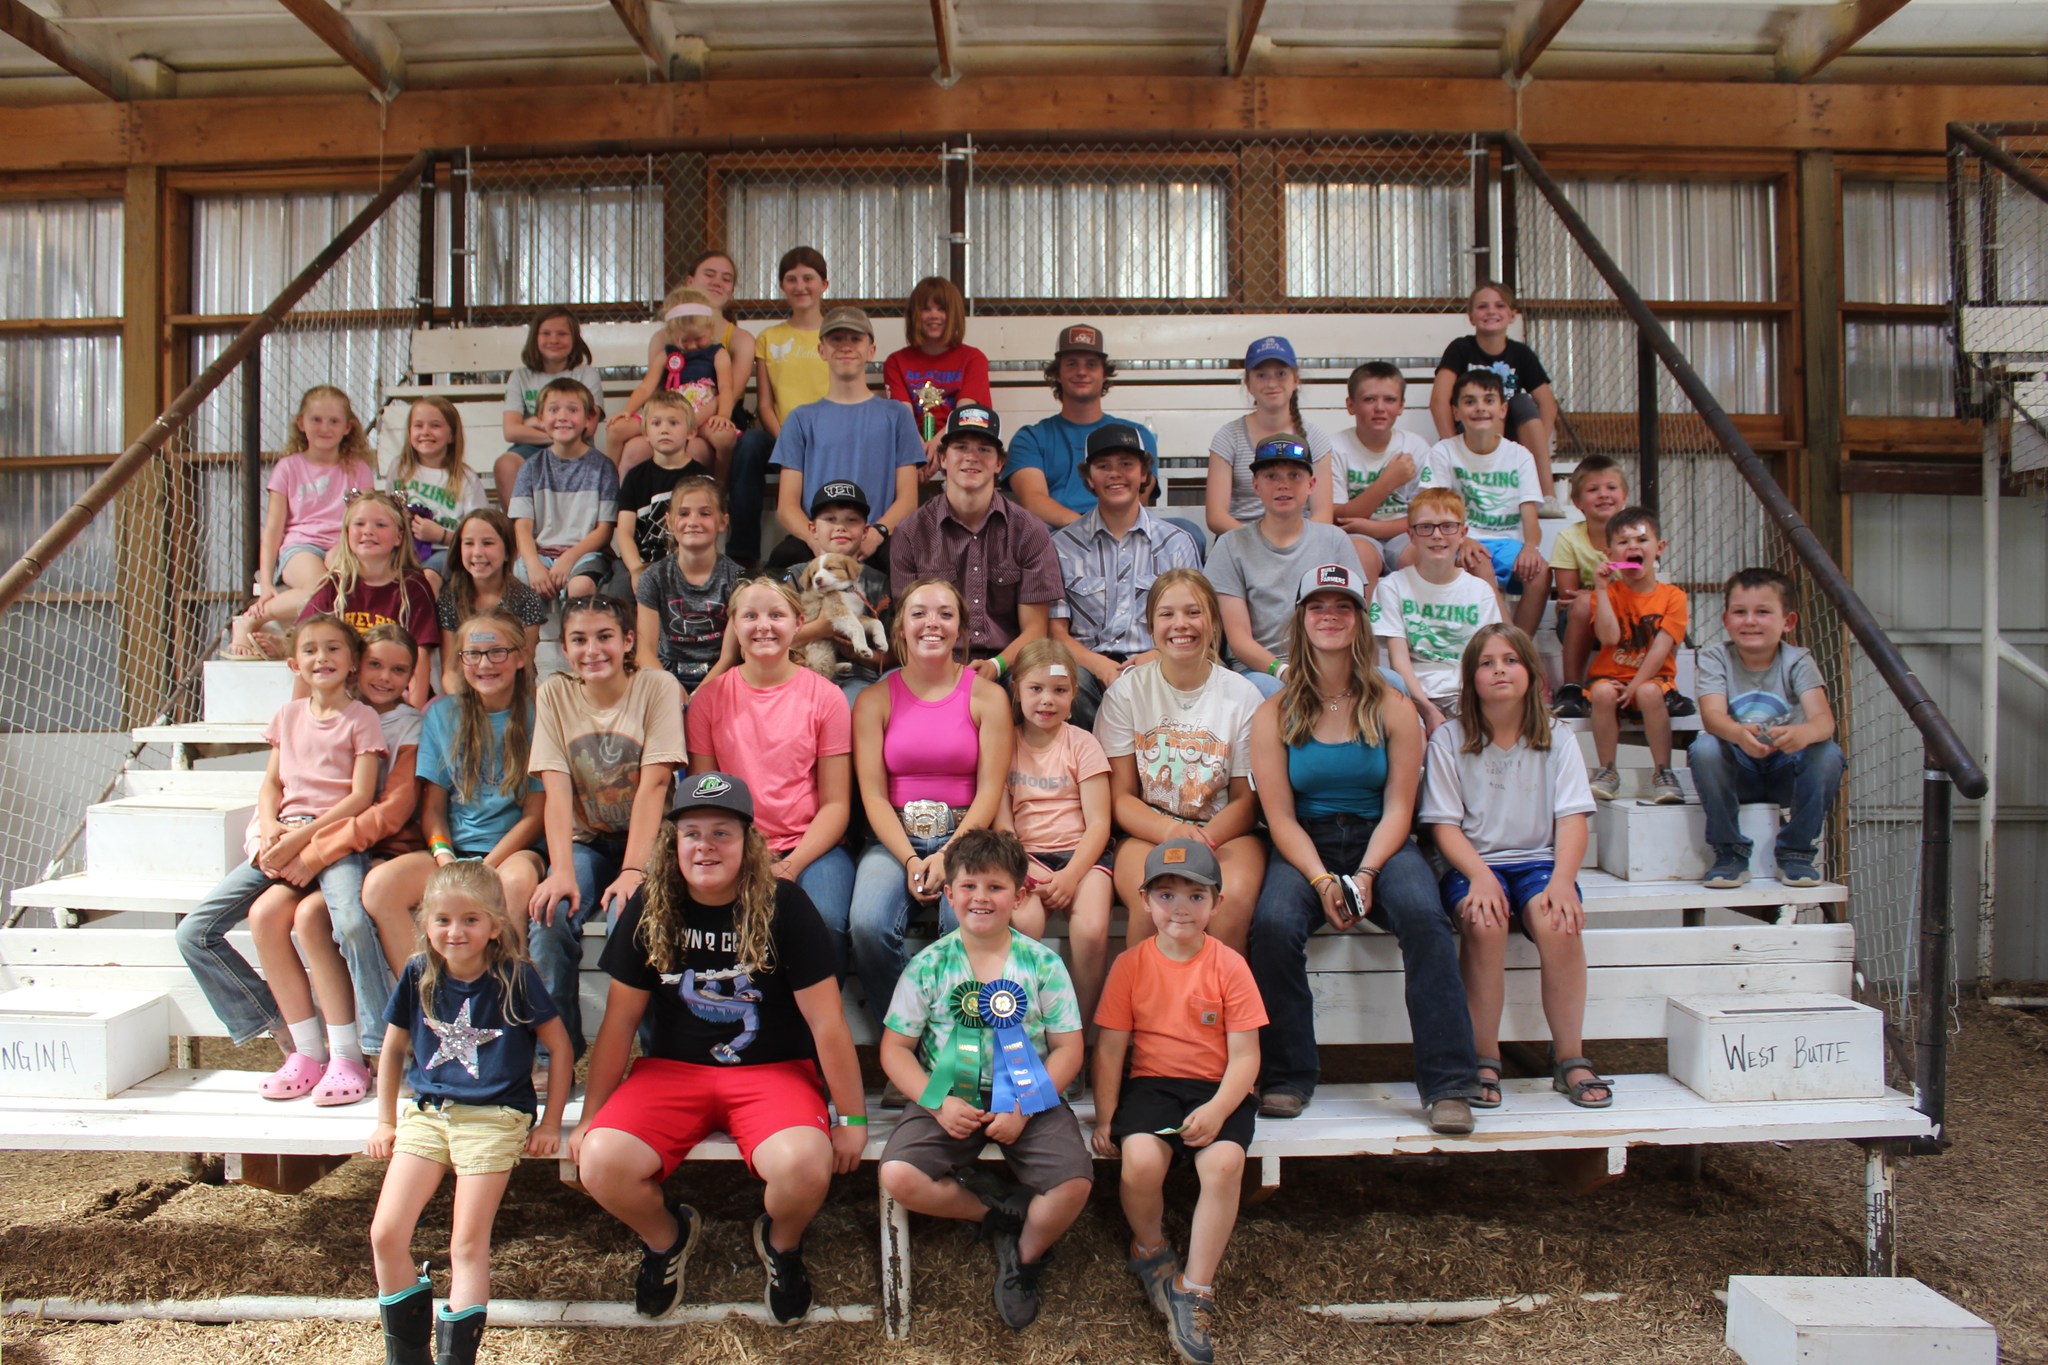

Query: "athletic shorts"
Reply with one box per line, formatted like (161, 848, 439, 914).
(586, 1056, 829, 1178)
(1108, 1076, 1257, 1160)
(1474, 535, 1529, 591)
(1441, 859, 1579, 938)
(880, 1101, 1094, 1195)
(394, 1099, 532, 1176)
(516, 549, 614, 590)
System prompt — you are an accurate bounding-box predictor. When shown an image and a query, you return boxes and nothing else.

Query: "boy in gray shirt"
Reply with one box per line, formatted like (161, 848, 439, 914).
(510, 377, 619, 598)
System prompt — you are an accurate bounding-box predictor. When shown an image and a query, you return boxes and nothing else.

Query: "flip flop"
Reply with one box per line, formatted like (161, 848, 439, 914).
(1552, 1056, 1614, 1109)
(1471, 1058, 1504, 1109)
(259, 1051, 325, 1100)
(312, 1055, 375, 1106)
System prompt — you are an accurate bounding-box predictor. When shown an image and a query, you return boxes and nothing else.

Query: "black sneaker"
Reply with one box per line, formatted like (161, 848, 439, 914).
(1703, 848, 1751, 889)
(1777, 858, 1823, 888)
(1551, 683, 1591, 719)
(989, 1217, 1049, 1332)
(753, 1212, 813, 1325)
(633, 1202, 700, 1318)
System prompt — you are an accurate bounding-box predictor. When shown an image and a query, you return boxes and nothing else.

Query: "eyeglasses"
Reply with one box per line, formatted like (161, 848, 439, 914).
(458, 647, 517, 665)
(1410, 521, 1466, 537)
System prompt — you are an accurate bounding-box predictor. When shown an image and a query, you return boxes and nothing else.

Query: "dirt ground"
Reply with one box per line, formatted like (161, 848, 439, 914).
(4, 996, 2045, 1365)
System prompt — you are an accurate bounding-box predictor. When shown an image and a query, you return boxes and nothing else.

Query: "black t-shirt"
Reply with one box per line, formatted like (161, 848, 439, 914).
(1436, 335, 1552, 402)
(617, 459, 707, 567)
(600, 881, 837, 1067)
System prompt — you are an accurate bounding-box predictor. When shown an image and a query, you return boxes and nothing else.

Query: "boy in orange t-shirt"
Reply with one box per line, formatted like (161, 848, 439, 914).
(1091, 838, 1266, 1365)
(1586, 505, 1691, 805)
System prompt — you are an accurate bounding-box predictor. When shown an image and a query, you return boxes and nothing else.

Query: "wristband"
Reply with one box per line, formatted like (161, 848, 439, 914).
(1267, 659, 1282, 676)
(835, 1114, 869, 1127)
(870, 522, 891, 541)
(430, 837, 456, 859)
(994, 655, 1008, 679)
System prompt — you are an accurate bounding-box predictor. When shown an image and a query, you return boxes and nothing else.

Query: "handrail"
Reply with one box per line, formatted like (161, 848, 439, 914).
(1502, 131, 1989, 801)
(0, 149, 433, 617)
(1950, 123, 2048, 208)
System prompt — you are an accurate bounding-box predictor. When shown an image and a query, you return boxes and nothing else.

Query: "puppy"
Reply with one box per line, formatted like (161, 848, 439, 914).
(795, 552, 886, 679)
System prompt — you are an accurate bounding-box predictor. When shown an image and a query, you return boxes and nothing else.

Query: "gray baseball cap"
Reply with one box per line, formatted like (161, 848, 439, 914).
(1142, 838, 1222, 888)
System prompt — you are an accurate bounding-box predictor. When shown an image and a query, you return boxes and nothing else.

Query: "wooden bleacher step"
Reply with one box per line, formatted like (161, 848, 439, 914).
(1596, 799, 1780, 883)
(200, 659, 294, 724)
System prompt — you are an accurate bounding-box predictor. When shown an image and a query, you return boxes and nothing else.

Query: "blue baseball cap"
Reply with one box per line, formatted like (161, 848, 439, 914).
(1244, 335, 1298, 370)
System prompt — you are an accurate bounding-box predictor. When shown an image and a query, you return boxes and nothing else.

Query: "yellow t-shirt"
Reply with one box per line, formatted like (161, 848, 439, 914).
(756, 322, 828, 421)
(1548, 520, 1606, 581)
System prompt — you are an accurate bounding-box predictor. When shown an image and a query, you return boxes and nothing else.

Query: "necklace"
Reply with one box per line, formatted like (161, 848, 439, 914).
(1315, 688, 1355, 713)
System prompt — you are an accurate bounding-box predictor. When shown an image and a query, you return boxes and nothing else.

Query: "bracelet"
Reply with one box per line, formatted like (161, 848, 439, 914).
(835, 1114, 869, 1127)
(1267, 659, 1282, 676)
(1357, 865, 1380, 880)
(429, 837, 456, 858)
(1310, 873, 1338, 891)
(870, 522, 892, 541)
(994, 655, 1008, 679)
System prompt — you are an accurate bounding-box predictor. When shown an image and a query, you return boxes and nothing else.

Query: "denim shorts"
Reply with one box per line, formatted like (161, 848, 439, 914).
(277, 543, 327, 583)
(506, 441, 548, 460)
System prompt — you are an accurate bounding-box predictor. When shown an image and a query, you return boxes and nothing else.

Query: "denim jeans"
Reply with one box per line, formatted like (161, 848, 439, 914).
(1247, 814, 1478, 1105)
(1237, 665, 1286, 699)
(1687, 735, 1844, 863)
(840, 834, 958, 1029)
(789, 844, 855, 957)
(530, 833, 628, 1057)
(176, 853, 372, 1048)
(728, 426, 776, 565)
(311, 852, 388, 1054)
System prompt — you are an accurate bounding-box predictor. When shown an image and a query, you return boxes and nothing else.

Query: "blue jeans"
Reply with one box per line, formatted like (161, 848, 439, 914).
(840, 835, 957, 1029)
(1237, 665, 1286, 699)
(530, 833, 628, 1057)
(1248, 815, 1477, 1105)
(176, 854, 372, 1048)
(729, 426, 776, 565)
(790, 844, 855, 953)
(312, 852, 388, 1054)
(1688, 735, 1844, 863)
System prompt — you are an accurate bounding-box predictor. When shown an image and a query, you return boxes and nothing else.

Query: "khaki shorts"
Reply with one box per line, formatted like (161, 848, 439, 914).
(880, 1101, 1094, 1195)
(394, 1100, 532, 1176)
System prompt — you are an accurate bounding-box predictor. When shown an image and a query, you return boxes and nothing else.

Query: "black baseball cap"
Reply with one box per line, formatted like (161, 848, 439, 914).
(808, 479, 871, 520)
(1084, 423, 1150, 465)
(937, 402, 1004, 457)
(667, 771, 755, 826)
(1250, 435, 1314, 472)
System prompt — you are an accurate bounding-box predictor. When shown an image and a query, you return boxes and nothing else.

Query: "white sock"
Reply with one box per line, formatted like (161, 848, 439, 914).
(286, 1016, 327, 1063)
(1180, 1278, 1213, 1295)
(327, 1020, 363, 1067)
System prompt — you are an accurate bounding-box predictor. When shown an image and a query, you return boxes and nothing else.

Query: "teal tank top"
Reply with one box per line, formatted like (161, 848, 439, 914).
(1286, 734, 1389, 820)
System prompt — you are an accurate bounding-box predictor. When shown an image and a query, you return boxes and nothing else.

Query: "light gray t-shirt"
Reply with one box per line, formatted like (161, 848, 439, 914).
(1210, 415, 1337, 523)
(506, 448, 619, 556)
(504, 363, 606, 419)
(1204, 519, 1365, 659)
(1696, 640, 1824, 729)
(373, 702, 424, 787)
(1420, 716, 1595, 865)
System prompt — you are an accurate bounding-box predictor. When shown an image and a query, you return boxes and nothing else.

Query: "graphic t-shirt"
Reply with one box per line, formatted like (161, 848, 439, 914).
(883, 928, 1083, 1106)
(1436, 335, 1552, 403)
(1697, 640, 1824, 729)
(1095, 936, 1267, 1088)
(684, 667, 853, 853)
(884, 343, 993, 435)
(436, 578, 551, 635)
(1204, 521, 1366, 659)
(756, 323, 828, 421)
(1006, 413, 1159, 517)
(616, 460, 705, 568)
(1420, 717, 1596, 865)
(601, 883, 838, 1067)
(268, 453, 377, 552)
(507, 449, 619, 557)
(301, 572, 442, 647)
(386, 957, 558, 1112)
(416, 696, 541, 856)
(252, 699, 387, 854)
(634, 554, 744, 690)
(1588, 579, 1689, 685)
(1209, 415, 1337, 524)
(1005, 723, 1110, 854)
(1417, 435, 1545, 537)
(1328, 427, 1430, 519)
(528, 670, 688, 843)
(504, 363, 606, 420)
(386, 468, 488, 542)
(1095, 663, 1261, 823)
(1370, 567, 1502, 701)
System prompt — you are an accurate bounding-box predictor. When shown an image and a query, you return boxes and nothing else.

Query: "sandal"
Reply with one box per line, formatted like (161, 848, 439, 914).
(1552, 1056, 1614, 1109)
(1471, 1058, 1503, 1109)
(258, 1051, 325, 1100)
(311, 1055, 375, 1107)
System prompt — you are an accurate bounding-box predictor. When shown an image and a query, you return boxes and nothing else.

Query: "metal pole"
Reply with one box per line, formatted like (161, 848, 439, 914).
(1915, 753, 1954, 1146)
(1637, 329, 1659, 515)
(944, 136, 970, 297)
(1946, 136, 1973, 419)
(240, 349, 262, 596)
(1979, 408, 2000, 989)
(1471, 135, 1492, 291)
(450, 148, 470, 327)
(1499, 139, 1519, 298)
(415, 155, 438, 329)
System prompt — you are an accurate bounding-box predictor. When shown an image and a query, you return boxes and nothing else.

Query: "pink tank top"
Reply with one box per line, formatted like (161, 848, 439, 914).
(883, 667, 980, 808)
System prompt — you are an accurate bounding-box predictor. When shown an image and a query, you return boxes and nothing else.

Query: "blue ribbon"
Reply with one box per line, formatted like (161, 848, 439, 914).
(978, 978, 1058, 1116)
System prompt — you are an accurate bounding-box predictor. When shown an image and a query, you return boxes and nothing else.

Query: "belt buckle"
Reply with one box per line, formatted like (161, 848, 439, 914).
(899, 800, 954, 841)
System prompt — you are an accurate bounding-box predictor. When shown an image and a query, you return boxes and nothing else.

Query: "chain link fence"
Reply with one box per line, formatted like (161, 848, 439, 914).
(1951, 126, 2048, 486)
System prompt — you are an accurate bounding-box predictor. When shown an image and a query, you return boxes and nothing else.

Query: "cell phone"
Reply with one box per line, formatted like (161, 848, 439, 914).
(1337, 874, 1365, 923)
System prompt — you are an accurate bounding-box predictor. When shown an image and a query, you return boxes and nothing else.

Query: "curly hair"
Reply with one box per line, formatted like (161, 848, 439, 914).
(636, 817, 782, 975)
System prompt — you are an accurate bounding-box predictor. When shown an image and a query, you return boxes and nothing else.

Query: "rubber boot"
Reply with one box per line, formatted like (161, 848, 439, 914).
(435, 1304, 487, 1365)
(377, 1272, 433, 1365)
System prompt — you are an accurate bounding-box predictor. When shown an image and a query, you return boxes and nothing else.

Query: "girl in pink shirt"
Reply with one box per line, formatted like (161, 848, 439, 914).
(997, 639, 1115, 1022)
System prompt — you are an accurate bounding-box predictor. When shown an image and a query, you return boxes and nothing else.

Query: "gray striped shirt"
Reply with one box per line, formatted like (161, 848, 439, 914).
(1048, 508, 1203, 657)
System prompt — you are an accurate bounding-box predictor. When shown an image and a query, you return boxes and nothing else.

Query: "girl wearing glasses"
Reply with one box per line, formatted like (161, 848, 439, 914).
(364, 608, 547, 966)
(1204, 336, 1338, 536)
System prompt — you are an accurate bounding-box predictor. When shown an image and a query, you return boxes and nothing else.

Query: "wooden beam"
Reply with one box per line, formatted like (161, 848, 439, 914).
(1227, 0, 1268, 78)
(0, 0, 122, 100)
(1501, 0, 1584, 82)
(275, 0, 404, 100)
(930, 0, 960, 88)
(118, 164, 172, 731)
(1776, 0, 1914, 83)
(607, 0, 702, 81)
(1796, 150, 1846, 562)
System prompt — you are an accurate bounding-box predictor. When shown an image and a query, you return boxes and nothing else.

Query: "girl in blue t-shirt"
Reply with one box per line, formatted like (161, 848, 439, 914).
(363, 609, 544, 968)
(368, 859, 571, 1365)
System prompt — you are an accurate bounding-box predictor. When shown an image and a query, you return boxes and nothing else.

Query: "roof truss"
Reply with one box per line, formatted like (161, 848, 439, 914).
(1, 0, 122, 99)
(276, 0, 404, 100)
(1775, 0, 1915, 82)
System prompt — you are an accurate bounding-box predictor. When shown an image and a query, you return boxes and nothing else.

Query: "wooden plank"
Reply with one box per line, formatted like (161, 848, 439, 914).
(275, 0, 405, 100)
(1501, 0, 1586, 82)
(118, 164, 172, 733)
(0, 0, 123, 99)
(1961, 305, 2048, 358)
(1776, 0, 1916, 84)
(929, 0, 959, 86)
(1797, 151, 1846, 563)
(1226, 0, 1268, 78)
(226, 1151, 352, 1194)
(130, 722, 267, 746)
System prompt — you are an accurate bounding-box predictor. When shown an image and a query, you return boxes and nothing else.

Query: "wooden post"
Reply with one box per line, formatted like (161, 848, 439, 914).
(117, 164, 171, 731)
(663, 152, 709, 301)
(1795, 150, 1845, 563)
(1236, 142, 1285, 309)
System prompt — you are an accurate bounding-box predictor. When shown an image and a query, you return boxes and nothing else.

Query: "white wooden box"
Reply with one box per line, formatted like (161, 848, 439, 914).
(1727, 1276, 1996, 1365)
(203, 659, 295, 725)
(1596, 799, 1779, 882)
(87, 793, 255, 882)
(1667, 993, 1884, 1102)
(0, 987, 171, 1099)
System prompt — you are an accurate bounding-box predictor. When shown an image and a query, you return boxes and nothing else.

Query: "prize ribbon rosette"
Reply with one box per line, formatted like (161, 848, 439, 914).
(977, 978, 1058, 1116)
(916, 980, 991, 1109)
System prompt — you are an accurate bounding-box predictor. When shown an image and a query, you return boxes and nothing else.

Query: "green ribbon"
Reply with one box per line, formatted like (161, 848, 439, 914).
(917, 978, 990, 1109)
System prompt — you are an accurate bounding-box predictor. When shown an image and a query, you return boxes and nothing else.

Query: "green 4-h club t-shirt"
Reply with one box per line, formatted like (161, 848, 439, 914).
(883, 928, 1082, 1106)
(1418, 435, 1544, 536)
(1370, 566, 1502, 702)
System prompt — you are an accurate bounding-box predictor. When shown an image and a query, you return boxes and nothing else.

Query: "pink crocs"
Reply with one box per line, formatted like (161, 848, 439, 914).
(259, 1051, 325, 1100)
(311, 1055, 375, 1107)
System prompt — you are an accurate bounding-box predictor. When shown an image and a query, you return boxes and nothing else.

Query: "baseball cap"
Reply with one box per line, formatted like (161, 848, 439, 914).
(1084, 423, 1150, 465)
(808, 479, 870, 520)
(819, 305, 873, 339)
(1142, 838, 1222, 889)
(1298, 562, 1367, 607)
(1054, 323, 1107, 357)
(1244, 335, 1298, 370)
(1250, 435, 1314, 472)
(937, 402, 1004, 456)
(667, 770, 755, 826)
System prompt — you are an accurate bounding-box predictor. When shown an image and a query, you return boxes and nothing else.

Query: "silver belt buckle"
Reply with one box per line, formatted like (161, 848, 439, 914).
(898, 800, 956, 841)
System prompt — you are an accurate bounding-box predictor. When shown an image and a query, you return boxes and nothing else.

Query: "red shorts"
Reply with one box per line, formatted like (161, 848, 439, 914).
(587, 1057, 829, 1178)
